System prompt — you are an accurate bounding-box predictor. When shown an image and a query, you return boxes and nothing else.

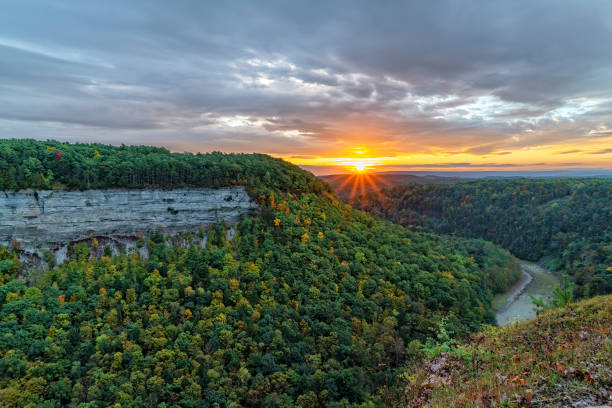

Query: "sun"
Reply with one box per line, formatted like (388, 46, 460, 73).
(344, 160, 370, 173)
(343, 158, 376, 173)
(338, 151, 380, 174)
(353, 162, 367, 173)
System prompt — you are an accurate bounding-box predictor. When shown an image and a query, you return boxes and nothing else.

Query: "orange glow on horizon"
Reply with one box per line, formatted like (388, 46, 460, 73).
(277, 141, 612, 174)
(335, 148, 382, 173)
(344, 160, 372, 173)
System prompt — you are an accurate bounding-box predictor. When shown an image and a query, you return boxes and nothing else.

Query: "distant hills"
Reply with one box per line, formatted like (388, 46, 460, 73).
(320, 169, 612, 200)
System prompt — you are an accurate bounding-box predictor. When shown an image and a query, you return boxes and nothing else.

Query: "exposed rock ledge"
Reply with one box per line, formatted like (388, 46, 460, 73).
(0, 187, 256, 254)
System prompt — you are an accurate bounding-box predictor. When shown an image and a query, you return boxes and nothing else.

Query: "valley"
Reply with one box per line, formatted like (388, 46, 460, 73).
(0, 140, 527, 407)
(0, 140, 609, 407)
(354, 178, 612, 297)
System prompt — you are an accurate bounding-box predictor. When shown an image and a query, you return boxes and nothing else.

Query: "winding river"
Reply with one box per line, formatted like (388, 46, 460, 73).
(494, 261, 559, 326)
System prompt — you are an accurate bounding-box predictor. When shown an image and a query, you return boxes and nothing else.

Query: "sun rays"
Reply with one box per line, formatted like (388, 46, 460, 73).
(317, 147, 397, 202)
(334, 171, 393, 203)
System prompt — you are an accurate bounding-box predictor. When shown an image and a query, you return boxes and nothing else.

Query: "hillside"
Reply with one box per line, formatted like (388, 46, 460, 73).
(354, 179, 612, 297)
(0, 141, 522, 407)
(393, 295, 612, 407)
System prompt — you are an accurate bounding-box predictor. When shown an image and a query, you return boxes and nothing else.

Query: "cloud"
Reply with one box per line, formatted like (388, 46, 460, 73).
(464, 144, 504, 155)
(590, 148, 612, 155)
(588, 128, 612, 137)
(0, 0, 611, 159)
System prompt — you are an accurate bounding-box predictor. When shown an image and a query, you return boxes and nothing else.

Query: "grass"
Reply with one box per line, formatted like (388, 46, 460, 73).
(396, 295, 612, 407)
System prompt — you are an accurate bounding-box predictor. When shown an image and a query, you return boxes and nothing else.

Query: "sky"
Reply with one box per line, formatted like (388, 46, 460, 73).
(1, 1, 611, 174)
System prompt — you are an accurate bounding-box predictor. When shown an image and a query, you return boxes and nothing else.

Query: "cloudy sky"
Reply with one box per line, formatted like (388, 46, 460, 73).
(1, 1, 611, 174)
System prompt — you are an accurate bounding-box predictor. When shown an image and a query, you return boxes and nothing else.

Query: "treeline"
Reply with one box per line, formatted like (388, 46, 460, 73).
(0, 139, 329, 195)
(0, 181, 519, 407)
(354, 179, 612, 297)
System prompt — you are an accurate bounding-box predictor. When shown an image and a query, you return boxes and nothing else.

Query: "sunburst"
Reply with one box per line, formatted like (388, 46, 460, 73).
(336, 171, 392, 203)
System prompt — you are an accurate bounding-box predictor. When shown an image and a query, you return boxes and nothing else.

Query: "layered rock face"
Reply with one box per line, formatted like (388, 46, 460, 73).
(0, 187, 256, 250)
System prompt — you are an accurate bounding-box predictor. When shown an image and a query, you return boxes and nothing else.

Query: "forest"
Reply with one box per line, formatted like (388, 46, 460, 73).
(354, 179, 612, 298)
(0, 139, 326, 194)
(0, 140, 522, 407)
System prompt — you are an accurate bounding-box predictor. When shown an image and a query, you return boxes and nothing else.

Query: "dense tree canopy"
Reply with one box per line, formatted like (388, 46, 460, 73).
(0, 141, 521, 407)
(355, 179, 612, 297)
(0, 139, 329, 195)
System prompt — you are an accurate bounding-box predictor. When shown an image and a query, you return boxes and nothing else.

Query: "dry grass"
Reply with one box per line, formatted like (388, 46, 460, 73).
(397, 295, 612, 407)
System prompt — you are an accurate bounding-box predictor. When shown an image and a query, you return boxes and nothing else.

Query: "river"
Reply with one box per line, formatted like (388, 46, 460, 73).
(494, 261, 559, 327)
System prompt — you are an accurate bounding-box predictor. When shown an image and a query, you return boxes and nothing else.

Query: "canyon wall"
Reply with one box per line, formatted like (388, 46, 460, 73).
(0, 187, 256, 251)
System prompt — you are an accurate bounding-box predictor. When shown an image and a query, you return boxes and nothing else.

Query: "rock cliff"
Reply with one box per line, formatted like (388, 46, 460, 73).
(0, 187, 256, 252)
